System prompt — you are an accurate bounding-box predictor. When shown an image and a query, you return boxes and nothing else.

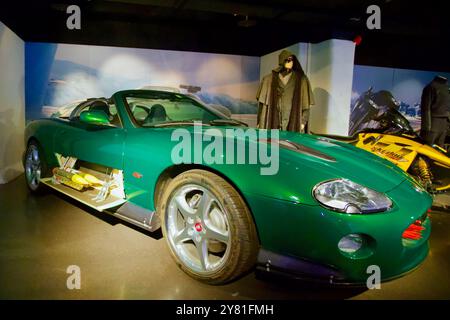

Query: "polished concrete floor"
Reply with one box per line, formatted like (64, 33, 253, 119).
(1, 175, 449, 300)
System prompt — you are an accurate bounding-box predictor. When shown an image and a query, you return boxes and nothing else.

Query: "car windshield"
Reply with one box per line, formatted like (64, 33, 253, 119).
(124, 92, 224, 127)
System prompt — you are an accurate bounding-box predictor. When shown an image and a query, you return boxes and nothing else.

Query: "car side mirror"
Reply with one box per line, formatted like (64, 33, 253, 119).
(79, 110, 110, 125)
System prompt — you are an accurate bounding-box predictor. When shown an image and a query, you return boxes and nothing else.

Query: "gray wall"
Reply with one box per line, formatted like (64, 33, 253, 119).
(0, 21, 25, 184)
(308, 39, 355, 135)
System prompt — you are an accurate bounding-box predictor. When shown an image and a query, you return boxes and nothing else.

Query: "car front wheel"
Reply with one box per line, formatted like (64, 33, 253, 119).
(24, 141, 49, 193)
(159, 169, 259, 284)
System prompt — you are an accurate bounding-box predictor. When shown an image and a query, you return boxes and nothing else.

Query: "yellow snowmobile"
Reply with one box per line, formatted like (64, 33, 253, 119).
(317, 89, 450, 193)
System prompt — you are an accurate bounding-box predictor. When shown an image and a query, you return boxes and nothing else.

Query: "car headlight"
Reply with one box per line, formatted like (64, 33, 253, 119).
(313, 179, 392, 214)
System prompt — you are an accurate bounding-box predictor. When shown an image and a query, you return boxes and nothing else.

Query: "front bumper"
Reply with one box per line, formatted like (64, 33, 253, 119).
(256, 248, 348, 285)
(245, 178, 432, 284)
(256, 244, 429, 286)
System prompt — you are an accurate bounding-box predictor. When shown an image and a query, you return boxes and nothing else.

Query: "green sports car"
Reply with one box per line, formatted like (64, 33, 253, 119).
(24, 89, 432, 285)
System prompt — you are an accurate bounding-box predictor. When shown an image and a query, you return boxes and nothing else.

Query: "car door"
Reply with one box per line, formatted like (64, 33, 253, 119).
(53, 99, 125, 170)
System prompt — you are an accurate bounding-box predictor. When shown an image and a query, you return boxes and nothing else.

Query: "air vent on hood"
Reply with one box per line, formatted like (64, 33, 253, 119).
(261, 139, 336, 162)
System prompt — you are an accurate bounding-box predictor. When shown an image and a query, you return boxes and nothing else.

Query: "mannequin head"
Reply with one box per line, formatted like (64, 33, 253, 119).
(278, 49, 294, 70)
(277, 49, 304, 75)
(284, 56, 294, 70)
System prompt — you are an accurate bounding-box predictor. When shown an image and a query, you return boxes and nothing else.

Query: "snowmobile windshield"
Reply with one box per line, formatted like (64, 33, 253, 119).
(366, 106, 417, 135)
(350, 89, 417, 136)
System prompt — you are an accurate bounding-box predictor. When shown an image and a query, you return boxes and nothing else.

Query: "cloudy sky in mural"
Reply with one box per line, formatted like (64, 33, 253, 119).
(352, 65, 450, 106)
(26, 43, 260, 120)
(351, 65, 450, 131)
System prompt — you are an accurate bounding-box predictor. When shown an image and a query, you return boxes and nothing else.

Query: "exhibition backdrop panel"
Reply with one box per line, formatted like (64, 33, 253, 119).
(351, 65, 450, 133)
(25, 42, 260, 121)
(0, 21, 25, 184)
(260, 40, 356, 136)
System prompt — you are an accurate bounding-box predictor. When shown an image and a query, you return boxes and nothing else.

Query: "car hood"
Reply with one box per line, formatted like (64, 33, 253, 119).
(278, 131, 412, 192)
(197, 127, 412, 194)
(139, 125, 416, 203)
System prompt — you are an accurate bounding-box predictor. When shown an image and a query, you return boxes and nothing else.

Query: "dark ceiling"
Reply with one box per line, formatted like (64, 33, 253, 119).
(1, 0, 450, 71)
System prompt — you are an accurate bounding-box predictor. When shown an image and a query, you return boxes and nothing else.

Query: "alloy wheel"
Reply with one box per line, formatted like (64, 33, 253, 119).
(166, 184, 231, 275)
(25, 145, 42, 191)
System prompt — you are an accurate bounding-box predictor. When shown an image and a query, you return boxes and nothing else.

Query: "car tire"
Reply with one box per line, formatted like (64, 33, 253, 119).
(24, 140, 49, 194)
(159, 169, 259, 284)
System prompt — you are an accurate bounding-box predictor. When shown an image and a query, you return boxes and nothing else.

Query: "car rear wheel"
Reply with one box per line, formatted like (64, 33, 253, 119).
(25, 141, 49, 193)
(159, 169, 259, 284)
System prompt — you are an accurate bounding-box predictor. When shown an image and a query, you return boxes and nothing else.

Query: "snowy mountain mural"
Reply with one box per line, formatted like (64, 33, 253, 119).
(26, 43, 260, 121)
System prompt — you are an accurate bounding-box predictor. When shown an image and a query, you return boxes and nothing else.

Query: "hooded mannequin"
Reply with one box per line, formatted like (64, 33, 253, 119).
(420, 75, 450, 147)
(256, 49, 314, 132)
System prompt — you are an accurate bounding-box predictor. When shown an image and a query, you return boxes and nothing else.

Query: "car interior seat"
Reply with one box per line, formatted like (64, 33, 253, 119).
(90, 101, 111, 118)
(89, 100, 122, 126)
(144, 104, 168, 124)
